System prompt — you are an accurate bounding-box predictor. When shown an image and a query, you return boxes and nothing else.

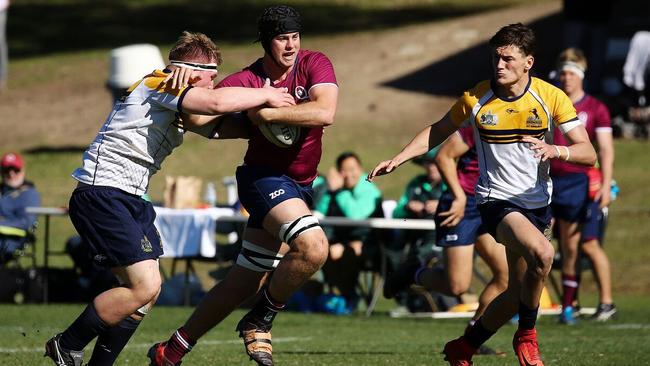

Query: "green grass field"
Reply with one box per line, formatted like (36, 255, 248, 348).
(1, 293, 648, 365)
(2, 1, 650, 365)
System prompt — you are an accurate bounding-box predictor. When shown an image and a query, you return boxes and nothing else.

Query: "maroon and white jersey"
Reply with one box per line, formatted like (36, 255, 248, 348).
(456, 126, 480, 196)
(218, 50, 337, 184)
(550, 94, 611, 176)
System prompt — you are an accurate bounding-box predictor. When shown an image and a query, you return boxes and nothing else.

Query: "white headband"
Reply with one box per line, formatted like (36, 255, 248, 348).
(170, 60, 218, 72)
(559, 61, 585, 79)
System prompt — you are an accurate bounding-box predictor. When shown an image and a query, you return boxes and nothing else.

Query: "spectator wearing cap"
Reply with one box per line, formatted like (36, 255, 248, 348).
(0, 152, 41, 264)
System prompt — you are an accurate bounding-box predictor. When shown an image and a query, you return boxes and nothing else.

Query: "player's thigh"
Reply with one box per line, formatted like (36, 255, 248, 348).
(112, 259, 161, 296)
(235, 165, 319, 244)
(475, 233, 507, 275)
(496, 212, 553, 267)
(243, 226, 289, 255)
(505, 248, 526, 289)
(263, 198, 328, 259)
(557, 218, 581, 246)
(444, 245, 475, 288)
(262, 197, 314, 235)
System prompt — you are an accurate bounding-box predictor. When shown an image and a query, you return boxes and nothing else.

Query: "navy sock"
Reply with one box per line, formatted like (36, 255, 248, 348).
(518, 302, 539, 330)
(246, 288, 286, 328)
(60, 303, 110, 351)
(465, 318, 496, 349)
(87, 317, 140, 365)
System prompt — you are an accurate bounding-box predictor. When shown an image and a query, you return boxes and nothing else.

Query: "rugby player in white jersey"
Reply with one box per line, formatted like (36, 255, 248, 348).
(44, 31, 294, 366)
(369, 23, 596, 366)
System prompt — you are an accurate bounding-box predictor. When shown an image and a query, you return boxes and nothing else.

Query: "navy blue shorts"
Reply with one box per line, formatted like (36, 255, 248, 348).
(551, 173, 589, 222)
(68, 185, 163, 268)
(582, 200, 605, 242)
(236, 165, 314, 229)
(435, 192, 487, 247)
(478, 200, 552, 240)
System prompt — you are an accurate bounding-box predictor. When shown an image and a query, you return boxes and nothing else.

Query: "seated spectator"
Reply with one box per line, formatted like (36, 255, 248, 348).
(0, 152, 41, 265)
(309, 172, 328, 213)
(391, 149, 444, 262)
(314, 152, 382, 310)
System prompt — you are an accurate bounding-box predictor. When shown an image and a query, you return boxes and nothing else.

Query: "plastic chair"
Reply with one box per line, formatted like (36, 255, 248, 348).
(0, 223, 37, 269)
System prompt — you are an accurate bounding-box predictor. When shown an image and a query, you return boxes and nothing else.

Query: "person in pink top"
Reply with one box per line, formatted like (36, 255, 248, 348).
(149, 6, 338, 366)
(550, 48, 617, 324)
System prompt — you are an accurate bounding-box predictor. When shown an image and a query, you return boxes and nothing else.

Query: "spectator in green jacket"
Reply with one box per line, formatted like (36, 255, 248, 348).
(392, 149, 444, 258)
(314, 151, 382, 309)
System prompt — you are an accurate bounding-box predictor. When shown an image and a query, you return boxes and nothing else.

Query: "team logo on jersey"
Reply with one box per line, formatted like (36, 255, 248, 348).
(141, 236, 153, 253)
(294, 86, 309, 101)
(94, 254, 107, 263)
(526, 108, 542, 127)
(479, 111, 498, 126)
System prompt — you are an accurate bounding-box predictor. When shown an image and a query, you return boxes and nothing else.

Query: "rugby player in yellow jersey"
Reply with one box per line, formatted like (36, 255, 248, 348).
(368, 23, 596, 366)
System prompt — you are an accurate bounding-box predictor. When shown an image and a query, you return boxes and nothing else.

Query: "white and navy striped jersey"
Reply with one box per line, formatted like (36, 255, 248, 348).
(72, 70, 190, 195)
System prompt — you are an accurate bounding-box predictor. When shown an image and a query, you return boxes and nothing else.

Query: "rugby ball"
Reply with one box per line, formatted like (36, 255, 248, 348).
(258, 123, 301, 148)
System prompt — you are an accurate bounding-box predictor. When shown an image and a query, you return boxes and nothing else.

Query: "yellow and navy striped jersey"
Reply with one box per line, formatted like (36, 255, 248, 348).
(449, 77, 580, 209)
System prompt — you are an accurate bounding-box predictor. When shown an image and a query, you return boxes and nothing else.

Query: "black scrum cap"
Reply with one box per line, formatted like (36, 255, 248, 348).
(257, 5, 302, 47)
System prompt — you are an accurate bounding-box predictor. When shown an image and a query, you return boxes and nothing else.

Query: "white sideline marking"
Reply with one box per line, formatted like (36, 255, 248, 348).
(390, 307, 596, 319)
(0, 336, 310, 354)
(606, 323, 650, 330)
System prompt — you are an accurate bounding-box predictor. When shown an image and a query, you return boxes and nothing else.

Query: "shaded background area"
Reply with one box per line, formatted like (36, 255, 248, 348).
(384, 0, 650, 98)
(8, 0, 530, 58)
(383, 13, 563, 96)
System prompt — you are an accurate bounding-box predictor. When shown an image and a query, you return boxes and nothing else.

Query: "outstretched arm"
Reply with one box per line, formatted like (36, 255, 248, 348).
(367, 113, 458, 181)
(181, 78, 295, 116)
(183, 113, 251, 140)
(248, 84, 338, 128)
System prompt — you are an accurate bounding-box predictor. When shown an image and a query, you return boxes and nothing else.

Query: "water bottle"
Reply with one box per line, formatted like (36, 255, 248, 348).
(204, 182, 217, 207)
(610, 180, 619, 201)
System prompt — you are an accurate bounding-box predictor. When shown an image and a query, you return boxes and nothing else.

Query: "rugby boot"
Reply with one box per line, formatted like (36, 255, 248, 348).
(463, 324, 505, 356)
(558, 305, 577, 325)
(590, 303, 618, 322)
(147, 342, 181, 366)
(513, 328, 544, 366)
(236, 317, 274, 366)
(44, 333, 84, 366)
(442, 336, 476, 366)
